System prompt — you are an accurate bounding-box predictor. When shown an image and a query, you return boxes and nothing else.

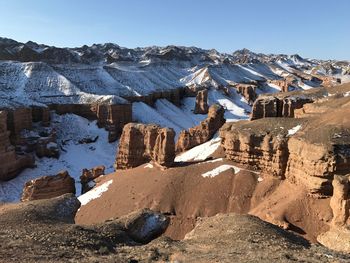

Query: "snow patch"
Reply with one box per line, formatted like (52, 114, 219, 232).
(78, 179, 113, 206)
(287, 125, 302, 136)
(201, 165, 241, 178)
(175, 137, 221, 162)
(144, 163, 154, 169)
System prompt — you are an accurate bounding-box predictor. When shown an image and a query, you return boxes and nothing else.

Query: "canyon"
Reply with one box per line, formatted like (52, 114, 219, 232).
(0, 37, 350, 262)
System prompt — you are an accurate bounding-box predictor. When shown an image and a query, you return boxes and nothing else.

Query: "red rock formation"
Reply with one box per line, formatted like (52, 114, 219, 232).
(232, 83, 258, 105)
(176, 104, 225, 152)
(21, 170, 76, 202)
(194, 89, 209, 114)
(268, 76, 297, 93)
(153, 128, 176, 167)
(0, 111, 34, 181)
(251, 95, 313, 120)
(219, 119, 295, 178)
(115, 123, 175, 169)
(6, 107, 33, 143)
(80, 165, 105, 194)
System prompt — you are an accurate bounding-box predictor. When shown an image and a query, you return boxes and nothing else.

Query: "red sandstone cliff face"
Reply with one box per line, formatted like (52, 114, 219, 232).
(0, 111, 34, 181)
(194, 89, 209, 114)
(232, 83, 258, 105)
(115, 123, 175, 170)
(21, 170, 76, 202)
(250, 95, 313, 120)
(176, 104, 225, 153)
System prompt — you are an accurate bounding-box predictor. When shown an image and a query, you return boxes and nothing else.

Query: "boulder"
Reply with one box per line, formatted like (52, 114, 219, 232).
(176, 104, 225, 152)
(194, 89, 209, 114)
(232, 83, 258, 105)
(115, 123, 175, 169)
(21, 171, 76, 202)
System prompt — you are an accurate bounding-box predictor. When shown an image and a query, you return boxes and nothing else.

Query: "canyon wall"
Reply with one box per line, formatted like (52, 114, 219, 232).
(115, 123, 175, 170)
(176, 104, 225, 152)
(0, 111, 34, 181)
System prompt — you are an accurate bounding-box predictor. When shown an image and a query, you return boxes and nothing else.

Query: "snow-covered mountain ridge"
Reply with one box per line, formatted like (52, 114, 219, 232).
(0, 37, 349, 108)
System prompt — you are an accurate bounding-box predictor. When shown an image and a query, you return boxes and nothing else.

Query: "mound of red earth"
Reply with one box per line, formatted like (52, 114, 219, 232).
(115, 123, 176, 169)
(1, 194, 348, 262)
(176, 104, 225, 152)
(21, 171, 76, 202)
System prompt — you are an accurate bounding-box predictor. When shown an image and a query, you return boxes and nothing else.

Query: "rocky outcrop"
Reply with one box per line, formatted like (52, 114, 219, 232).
(251, 94, 313, 120)
(176, 104, 225, 152)
(268, 76, 298, 92)
(115, 123, 175, 169)
(5, 107, 33, 143)
(219, 119, 298, 178)
(80, 165, 105, 194)
(31, 106, 50, 126)
(0, 111, 34, 181)
(330, 175, 350, 226)
(194, 89, 209, 114)
(317, 175, 350, 253)
(232, 83, 258, 105)
(21, 171, 76, 201)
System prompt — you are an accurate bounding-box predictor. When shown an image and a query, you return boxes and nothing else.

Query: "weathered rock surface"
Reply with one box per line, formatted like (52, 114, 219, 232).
(232, 83, 258, 105)
(194, 89, 209, 114)
(115, 123, 175, 169)
(80, 165, 105, 194)
(0, 111, 34, 181)
(251, 94, 313, 120)
(268, 76, 298, 92)
(21, 171, 76, 201)
(0, 194, 171, 262)
(220, 118, 303, 178)
(176, 104, 225, 152)
(221, 83, 350, 196)
(317, 175, 350, 253)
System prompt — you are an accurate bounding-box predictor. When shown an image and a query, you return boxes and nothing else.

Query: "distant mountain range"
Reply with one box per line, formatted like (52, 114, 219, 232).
(0, 37, 349, 108)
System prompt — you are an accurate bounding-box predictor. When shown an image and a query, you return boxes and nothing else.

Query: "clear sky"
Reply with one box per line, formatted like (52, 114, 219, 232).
(0, 0, 349, 60)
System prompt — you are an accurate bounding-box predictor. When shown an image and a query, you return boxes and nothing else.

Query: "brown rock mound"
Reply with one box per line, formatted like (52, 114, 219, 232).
(176, 104, 225, 152)
(193, 89, 209, 114)
(115, 123, 175, 169)
(21, 171, 76, 201)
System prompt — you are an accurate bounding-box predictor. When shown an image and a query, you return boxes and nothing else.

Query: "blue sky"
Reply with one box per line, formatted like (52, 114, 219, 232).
(0, 0, 349, 60)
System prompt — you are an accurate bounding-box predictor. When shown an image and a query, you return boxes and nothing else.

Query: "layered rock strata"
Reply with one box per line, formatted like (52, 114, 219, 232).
(21, 170, 76, 201)
(176, 104, 225, 152)
(115, 123, 175, 169)
(251, 95, 313, 120)
(0, 111, 34, 181)
(219, 118, 301, 178)
(194, 89, 209, 114)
